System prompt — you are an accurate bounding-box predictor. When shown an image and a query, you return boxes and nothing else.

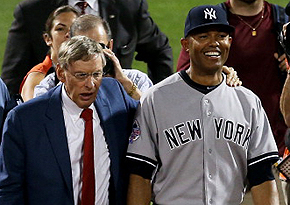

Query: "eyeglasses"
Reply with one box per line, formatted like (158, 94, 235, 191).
(66, 70, 103, 81)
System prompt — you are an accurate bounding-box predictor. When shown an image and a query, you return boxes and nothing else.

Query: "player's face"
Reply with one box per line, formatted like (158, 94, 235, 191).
(57, 55, 103, 109)
(183, 27, 232, 74)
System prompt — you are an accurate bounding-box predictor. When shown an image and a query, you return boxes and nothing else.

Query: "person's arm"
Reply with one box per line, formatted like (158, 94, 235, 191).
(127, 174, 152, 205)
(134, 0, 173, 84)
(33, 73, 58, 98)
(280, 73, 290, 126)
(1, 4, 34, 95)
(251, 180, 279, 205)
(21, 72, 46, 102)
(103, 49, 142, 100)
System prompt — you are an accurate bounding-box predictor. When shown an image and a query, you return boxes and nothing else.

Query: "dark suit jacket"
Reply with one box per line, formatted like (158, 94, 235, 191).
(0, 77, 138, 205)
(0, 79, 10, 134)
(1, 0, 173, 94)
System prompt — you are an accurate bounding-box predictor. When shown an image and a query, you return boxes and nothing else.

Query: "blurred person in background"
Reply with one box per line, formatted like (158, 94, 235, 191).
(19, 5, 80, 102)
(34, 14, 151, 100)
(1, 0, 173, 95)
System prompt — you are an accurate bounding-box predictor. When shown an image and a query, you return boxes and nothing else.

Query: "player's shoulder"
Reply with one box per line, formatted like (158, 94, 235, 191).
(140, 73, 182, 102)
(230, 85, 262, 105)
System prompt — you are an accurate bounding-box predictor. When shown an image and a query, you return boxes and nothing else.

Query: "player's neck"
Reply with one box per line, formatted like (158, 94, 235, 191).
(229, 0, 264, 16)
(186, 68, 223, 86)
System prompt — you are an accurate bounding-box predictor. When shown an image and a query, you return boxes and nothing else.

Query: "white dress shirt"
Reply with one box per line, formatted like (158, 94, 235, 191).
(69, 0, 100, 16)
(61, 85, 110, 205)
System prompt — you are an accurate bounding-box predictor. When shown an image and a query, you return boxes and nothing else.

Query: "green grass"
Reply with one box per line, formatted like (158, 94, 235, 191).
(0, 0, 289, 74)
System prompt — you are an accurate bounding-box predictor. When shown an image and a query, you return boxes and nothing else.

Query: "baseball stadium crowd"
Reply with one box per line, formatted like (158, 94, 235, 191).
(0, 0, 289, 204)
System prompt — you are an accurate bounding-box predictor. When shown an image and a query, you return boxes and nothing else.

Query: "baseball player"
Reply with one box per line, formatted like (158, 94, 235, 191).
(126, 5, 279, 205)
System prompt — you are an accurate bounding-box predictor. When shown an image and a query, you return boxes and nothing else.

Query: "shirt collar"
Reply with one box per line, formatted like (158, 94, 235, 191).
(69, 0, 99, 14)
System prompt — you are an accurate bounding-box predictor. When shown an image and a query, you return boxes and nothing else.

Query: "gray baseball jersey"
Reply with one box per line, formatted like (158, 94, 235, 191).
(126, 72, 279, 205)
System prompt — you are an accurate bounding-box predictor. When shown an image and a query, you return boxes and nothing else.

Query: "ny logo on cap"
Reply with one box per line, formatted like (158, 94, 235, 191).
(204, 8, 216, 20)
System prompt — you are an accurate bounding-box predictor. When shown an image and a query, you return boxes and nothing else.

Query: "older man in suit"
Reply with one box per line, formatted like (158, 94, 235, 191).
(0, 36, 138, 205)
(2, 0, 173, 95)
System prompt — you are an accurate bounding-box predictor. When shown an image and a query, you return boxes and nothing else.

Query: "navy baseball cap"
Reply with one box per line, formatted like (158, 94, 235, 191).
(184, 5, 235, 37)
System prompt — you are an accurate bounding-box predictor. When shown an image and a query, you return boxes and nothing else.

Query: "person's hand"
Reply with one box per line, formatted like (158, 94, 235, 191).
(103, 49, 125, 79)
(223, 66, 242, 87)
(274, 53, 289, 72)
(103, 49, 141, 100)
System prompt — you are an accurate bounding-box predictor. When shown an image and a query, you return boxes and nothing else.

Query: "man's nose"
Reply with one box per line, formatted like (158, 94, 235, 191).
(84, 75, 95, 88)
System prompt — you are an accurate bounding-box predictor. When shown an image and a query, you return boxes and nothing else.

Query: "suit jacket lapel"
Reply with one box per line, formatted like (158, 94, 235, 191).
(44, 86, 73, 198)
(94, 89, 120, 191)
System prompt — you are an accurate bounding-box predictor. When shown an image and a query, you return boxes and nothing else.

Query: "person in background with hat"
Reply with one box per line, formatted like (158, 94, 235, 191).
(126, 5, 280, 204)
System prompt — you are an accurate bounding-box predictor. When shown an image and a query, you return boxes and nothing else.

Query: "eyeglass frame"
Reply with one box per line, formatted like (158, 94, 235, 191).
(65, 68, 104, 81)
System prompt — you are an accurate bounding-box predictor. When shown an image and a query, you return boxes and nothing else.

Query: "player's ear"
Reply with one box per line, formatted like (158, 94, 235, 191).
(181, 38, 189, 52)
(228, 36, 232, 44)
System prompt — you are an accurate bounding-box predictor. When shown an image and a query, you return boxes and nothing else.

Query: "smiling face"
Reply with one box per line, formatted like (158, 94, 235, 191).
(182, 26, 232, 75)
(57, 55, 103, 109)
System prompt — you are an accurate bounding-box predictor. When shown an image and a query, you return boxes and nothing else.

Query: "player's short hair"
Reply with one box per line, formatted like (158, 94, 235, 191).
(58, 35, 106, 69)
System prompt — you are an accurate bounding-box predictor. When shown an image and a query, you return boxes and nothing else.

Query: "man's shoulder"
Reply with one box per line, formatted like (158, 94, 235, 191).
(140, 73, 181, 98)
(100, 77, 120, 88)
(99, 77, 125, 97)
(229, 85, 262, 106)
(13, 85, 60, 114)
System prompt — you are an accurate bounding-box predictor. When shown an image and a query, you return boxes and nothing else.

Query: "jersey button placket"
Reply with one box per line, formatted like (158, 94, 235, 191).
(201, 97, 216, 205)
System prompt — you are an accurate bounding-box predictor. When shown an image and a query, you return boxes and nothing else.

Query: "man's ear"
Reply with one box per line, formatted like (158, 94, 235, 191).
(181, 38, 189, 52)
(228, 36, 232, 44)
(56, 64, 66, 83)
(43, 33, 53, 47)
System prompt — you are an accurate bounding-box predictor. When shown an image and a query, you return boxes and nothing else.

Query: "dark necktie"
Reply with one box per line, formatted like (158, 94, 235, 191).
(76, 1, 88, 15)
(80, 108, 95, 205)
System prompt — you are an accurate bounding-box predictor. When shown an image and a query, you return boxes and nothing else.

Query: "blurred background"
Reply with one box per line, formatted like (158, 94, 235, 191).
(0, 0, 289, 74)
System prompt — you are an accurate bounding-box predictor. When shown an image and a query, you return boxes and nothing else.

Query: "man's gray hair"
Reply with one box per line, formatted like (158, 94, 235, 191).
(58, 35, 106, 69)
(70, 14, 112, 41)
